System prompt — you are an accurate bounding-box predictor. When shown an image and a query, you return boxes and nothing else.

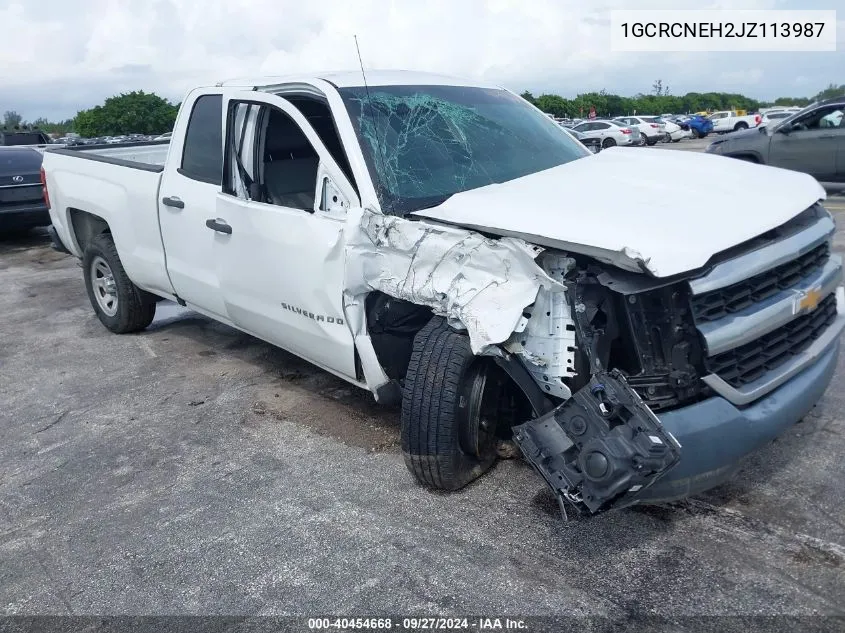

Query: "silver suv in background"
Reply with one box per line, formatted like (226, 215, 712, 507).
(706, 96, 845, 189)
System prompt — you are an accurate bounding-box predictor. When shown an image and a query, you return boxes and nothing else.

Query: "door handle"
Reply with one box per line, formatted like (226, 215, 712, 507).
(205, 218, 232, 235)
(162, 196, 184, 209)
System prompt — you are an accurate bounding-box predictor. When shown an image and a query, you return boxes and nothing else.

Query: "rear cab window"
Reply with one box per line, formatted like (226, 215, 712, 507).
(179, 94, 223, 184)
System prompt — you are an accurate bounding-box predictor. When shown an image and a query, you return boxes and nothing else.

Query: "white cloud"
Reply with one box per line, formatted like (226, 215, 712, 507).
(0, 0, 841, 119)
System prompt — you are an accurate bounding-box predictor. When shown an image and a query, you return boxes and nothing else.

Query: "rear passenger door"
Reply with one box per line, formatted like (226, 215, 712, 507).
(158, 90, 230, 320)
(212, 92, 361, 379)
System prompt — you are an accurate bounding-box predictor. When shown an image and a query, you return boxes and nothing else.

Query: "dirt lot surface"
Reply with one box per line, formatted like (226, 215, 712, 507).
(2, 189, 845, 621)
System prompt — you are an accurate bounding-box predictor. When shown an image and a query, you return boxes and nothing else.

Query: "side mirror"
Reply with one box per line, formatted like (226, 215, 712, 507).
(777, 124, 791, 135)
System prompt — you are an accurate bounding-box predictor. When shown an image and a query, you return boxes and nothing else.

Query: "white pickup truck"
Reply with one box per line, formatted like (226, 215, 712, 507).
(709, 110, 763, 134)
(42, 71, 844, 516)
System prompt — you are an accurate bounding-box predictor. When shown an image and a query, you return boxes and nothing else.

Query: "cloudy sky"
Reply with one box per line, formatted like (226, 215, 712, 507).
(1, 0, 842, 121)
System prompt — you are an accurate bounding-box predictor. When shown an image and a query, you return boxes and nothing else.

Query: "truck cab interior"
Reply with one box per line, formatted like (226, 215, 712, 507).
(228, 95, 357, 211)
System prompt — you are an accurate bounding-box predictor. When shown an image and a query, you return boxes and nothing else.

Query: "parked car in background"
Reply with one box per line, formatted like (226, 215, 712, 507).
(153, 132, 173, 141)
(571, 119, 637, 148)
(648, 116, 689, 143)
(705, 96, 845, 188)
(761, 111, 794, 126)
(566, 128, 602, 153)
(0, 128, 53, 150)
(0, 147, 50, 232)
(614, 116, 662, 145)
(684, 115, 715, 138)
(709, 110, 762, 133)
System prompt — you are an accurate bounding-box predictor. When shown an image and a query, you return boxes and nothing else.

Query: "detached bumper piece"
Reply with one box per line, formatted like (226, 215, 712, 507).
(513, 370, 681, 518)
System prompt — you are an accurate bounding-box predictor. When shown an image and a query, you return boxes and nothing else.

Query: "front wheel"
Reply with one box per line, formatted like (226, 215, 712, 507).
(401, 318, 500, 491)
(83, 233, 156, 333)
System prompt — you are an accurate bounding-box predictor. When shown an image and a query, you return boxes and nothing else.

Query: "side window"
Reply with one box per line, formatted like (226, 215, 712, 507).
(573, 122, 589, 132)
(224, 102, 263, 200)
(594, 122, 610, 130)
(791, 106, 843, 132)
(180, 94, 223, 184)
(259, 107, 320, 211)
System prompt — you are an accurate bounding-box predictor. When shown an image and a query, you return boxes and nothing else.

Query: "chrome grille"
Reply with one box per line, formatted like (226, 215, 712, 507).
(691, 242, 830, 323)
(688, 208, 844, 406)
(704, 294, 837, 388)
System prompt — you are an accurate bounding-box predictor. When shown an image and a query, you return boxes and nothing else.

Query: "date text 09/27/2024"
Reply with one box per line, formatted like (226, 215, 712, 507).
(307, 617, 528, 630)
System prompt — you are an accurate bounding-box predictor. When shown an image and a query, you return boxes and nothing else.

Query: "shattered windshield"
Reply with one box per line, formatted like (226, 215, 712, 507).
(338, 85, 588, 215)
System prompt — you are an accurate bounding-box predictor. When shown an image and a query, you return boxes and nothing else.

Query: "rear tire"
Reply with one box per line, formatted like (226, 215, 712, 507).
(401, 318, 499, 491)
(602, 137, 616, 149)
(734, 122, 748, 131)
(83, 233, 156, 333)
(646, 136, 658, 146)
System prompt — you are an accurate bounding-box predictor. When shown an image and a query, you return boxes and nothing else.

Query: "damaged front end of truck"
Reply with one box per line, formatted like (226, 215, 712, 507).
(343, 208, 723, 516)
(335, 84, 842, 517)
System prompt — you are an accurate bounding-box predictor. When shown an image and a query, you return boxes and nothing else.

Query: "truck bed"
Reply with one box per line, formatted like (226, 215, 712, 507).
(47, 140, 170, 170)
(41, 141, 174, 299)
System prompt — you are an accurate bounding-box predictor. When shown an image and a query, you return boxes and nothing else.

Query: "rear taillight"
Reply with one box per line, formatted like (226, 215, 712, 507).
(40, 166, 51, 209)
(755, 115, 761, 125)
(621, 128, 632, 134)
(649, 123, 660, 128)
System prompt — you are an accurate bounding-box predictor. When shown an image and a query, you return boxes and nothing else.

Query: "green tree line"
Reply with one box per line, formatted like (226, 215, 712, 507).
(520, 81, 845, 118)
(3, 91, 179, 137)
(5, 82, 843, 137)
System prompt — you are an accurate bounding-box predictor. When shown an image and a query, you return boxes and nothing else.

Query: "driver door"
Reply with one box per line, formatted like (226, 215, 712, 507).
(768, 105, 843, 182)
(211, 91, 361, 380)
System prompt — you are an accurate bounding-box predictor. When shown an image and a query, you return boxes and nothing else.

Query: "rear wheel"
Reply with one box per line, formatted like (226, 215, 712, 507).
(602, 137, 617, 149)
(734, 122, 748, 131)
(646, 136, 658, 146)
(401, 318, 501, 491)
(83, 233, 156, 333)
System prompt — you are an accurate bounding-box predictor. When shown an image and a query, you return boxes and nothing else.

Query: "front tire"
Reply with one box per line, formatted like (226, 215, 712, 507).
(401, 318, 499, 491)
(83, 233, 156, 333)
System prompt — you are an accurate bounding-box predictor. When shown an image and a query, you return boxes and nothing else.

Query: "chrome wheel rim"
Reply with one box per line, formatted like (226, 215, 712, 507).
(90, 256, 118, 317)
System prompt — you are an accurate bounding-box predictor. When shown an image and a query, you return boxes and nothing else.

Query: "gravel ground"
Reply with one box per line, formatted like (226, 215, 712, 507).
(1, 169, 845, 624)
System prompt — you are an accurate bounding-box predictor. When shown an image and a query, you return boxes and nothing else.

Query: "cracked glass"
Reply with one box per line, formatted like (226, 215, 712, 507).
(339, 85, 587, 215)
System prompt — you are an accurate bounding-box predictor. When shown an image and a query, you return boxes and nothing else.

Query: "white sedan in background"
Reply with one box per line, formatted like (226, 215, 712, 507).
(614, 116, 664, 146)
(570, 119, 637, 148)
(645, 116, 691, 142)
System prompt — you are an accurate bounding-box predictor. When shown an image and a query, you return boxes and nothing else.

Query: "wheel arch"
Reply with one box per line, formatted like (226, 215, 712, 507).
(68, 208, 112, 254)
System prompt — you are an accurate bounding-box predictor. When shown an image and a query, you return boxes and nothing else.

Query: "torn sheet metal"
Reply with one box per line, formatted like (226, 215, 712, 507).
(344, 207, 564, 355)
(505, 255, 577, 399)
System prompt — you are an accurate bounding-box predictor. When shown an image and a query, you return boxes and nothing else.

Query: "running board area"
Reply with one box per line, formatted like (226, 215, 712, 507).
(513, 370, 682, 518)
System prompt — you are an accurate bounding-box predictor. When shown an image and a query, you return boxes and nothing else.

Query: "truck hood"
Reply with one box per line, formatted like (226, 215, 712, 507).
(412, 148, 826, 278)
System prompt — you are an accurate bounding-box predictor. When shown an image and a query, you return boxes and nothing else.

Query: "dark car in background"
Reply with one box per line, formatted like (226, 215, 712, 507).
(0, 128, 52, 147)
(705, 96, 845, 188)
(566, 128, 602, 153)
(0, 147, 50, 233)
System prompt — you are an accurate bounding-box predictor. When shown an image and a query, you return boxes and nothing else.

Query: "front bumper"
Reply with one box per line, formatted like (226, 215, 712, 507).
(635, 337, 840, 503)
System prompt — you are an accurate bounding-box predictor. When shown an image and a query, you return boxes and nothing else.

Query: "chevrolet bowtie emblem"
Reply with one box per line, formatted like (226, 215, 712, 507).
(797, 288, 823, 312)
